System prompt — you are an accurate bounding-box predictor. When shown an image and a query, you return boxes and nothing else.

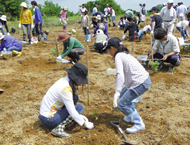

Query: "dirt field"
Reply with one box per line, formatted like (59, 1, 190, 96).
(0, 19, 190, 145)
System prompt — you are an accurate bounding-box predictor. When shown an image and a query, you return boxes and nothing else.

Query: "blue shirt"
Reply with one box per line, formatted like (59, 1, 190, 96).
(34, 6, 43, 24)
(0, 35, 22, 51)
(176, 5, 187, 15)
(92, 7, 97, 15)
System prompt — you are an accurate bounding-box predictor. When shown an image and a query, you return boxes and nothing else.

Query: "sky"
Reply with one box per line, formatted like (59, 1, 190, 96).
(28, 0, 190, 13)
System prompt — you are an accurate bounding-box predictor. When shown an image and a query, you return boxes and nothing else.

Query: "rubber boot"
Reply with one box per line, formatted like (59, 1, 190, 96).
(87, 34, 91, 42)
(38, 34, 42, 42)
(12, 50, 22, 57)
(84, 35, 87, 42)
(42, 32, 48, 41)
(125, 111, 145, 134)
(63, 26, 66, 32)
(168, 64, 174, 72)
(51, 115, 73, 138)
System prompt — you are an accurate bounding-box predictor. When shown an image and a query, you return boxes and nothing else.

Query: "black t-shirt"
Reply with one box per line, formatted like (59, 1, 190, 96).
(124, 23, 139, 37)
(152, 15, 163, 29)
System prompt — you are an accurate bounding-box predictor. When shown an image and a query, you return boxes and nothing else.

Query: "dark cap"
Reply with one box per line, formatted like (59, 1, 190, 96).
(66, 64, 88, 84)
(149, 6, 159, 12)
(120, 17, 123, 20)
(106, 37, 123, 49)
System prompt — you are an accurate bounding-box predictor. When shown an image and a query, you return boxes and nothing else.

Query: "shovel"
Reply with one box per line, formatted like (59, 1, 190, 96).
(111, 121, 139, 145)
(0, 89, 4, 94)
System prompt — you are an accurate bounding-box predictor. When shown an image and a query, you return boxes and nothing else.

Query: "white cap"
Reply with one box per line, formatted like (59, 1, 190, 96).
(20, 2, 27, 8)
(96, 15, 101, 20)
(96, 29, 104, 35)
(64, 6, 67, 10)
(162, 3, 166, 6)
(0, 15, 7, 21)
(0, 33, 5, 40)
(168, 0, 174, 4)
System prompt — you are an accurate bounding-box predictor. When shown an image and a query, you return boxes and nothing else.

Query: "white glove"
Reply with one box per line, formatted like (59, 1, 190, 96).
(67, 18, 69, 21)
(56, 55, 62, 59)
(18, 24, 21, 29)
(31, 24, 35, 29)
(59, 18, 61, 22)
(118, 25, 120, 28)
(7, 33, 10, 36)
(81, 115, 94, 129)
(113, 92, 120, 108)
(150, 31, 154, 36)
(92, 34, 95, 37)
(87, 27, 89, 29)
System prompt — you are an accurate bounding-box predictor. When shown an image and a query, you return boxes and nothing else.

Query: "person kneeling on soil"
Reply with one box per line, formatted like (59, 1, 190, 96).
(38, 64, 94, 137)
(106, 37, 151, 134)
(56, 33, 85, 63)
(0, 33, 22, 57)
(148, 28, 180, 72)
(94, 29, 108, 53)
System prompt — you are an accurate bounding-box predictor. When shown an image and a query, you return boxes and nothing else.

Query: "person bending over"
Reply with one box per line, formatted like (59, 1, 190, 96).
(39, 64, 94, 137)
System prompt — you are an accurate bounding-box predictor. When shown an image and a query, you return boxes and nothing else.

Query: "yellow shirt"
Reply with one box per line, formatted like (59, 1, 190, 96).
(19, 9, 33, 24)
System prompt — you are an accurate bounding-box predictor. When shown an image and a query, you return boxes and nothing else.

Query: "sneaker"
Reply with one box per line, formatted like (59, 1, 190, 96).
(63, 29, 66, 32)
(51, 128, 71, 138)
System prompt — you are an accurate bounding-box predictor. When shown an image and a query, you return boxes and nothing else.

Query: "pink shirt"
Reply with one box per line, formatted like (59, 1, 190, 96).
(60, 10, 67, 19)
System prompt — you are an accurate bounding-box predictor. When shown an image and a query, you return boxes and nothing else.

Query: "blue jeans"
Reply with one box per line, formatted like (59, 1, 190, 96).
(176, 27, 186, 40)
(118, 77, 151, 116)
(112, 16, 115, 23)
(0, 27, 5, 35)
(38, 94, 84, 129)
(7, 46, 21, 51)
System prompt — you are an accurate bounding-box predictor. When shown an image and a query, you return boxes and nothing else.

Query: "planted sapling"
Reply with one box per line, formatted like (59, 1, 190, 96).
(92, 109, 98, 120)
(149, 60, 160, 72)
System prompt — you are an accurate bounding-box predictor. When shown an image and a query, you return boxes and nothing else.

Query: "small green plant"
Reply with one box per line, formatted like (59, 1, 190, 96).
(92, 109, 98, 120)
(75, 32, 80, 37)
(184, 45, 190, 50)
(149, 60, 160, 72)
(50, 48, 58, 56)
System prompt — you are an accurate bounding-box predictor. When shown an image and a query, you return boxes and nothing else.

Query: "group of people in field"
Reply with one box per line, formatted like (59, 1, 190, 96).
(0, 0, 190, 140)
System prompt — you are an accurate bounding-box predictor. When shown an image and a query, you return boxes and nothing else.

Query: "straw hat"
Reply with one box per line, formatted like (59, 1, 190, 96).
(64, 6, 67, 10)
(20, 2, 27, 8)
(0, 33, 4, 40)
(0, 15, 7, 21)
(57, 33, 70, 42)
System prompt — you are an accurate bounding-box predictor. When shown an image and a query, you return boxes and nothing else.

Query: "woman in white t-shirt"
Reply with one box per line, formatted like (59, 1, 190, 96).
(39, 64, 94, 137)
(106, 37, 151, 134)
(110, 7, 116, 27)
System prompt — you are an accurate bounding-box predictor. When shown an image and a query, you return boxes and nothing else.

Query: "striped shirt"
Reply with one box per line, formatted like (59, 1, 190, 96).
(115, 52, 149, 92)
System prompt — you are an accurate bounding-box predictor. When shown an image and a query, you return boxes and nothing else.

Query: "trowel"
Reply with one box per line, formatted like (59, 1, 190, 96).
(111, 121, 139, 145)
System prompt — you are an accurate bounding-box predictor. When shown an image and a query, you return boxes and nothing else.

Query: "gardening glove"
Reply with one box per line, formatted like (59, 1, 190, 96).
(32, 24, 35, 29)
(7, 33, 10, 36)
(87, 27, 89, 29)
(59, 18, 61, 22)
(81, 115, 94, 129)
(92, 34, 95, 37)
(67, 18, 69, 21)
(18, 23, 21, 29)
(150, 31, 154, 36)
(56, 55, 62, 59)
(113, 91, 120, 108)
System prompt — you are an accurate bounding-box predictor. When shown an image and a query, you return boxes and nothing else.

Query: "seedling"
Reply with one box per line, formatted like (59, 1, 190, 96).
(92, 109, 98, 120)
(184, 45, 190, 50)
(149, 60, 160, 72)
(76, 32, 80, 37)
(50, 48, 58, 56)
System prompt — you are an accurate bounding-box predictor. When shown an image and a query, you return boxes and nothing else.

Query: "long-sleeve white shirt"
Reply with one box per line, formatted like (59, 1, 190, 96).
(160, 6, 176, 25)
(114, 52, 149, 92)
(176, 20, 190, 37)
(40, 76, 85, 126)
(176, 5, 187, 16)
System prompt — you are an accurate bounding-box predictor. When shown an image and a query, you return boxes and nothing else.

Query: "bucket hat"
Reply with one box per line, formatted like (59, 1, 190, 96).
(0, 15, 7, 21)
(96, 15, 101, 20)
(66, 63, 88, 84)
(20, 2, 27, 8)
(64, 6, 67, 10)
(57, 33, 70, 42)
(168, 0, 174, 4)
(0, 33, 4, 40)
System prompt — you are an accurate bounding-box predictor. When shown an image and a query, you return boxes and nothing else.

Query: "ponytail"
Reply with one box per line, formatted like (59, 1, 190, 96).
(114, 45, 130, 58)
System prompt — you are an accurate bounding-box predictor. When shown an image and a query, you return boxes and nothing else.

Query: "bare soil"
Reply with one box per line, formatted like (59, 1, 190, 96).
(0, 19, 190, 145)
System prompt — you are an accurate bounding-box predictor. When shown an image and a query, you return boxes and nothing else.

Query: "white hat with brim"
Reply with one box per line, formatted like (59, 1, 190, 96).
(0, 33, 5, 40)
(64, 6, 67, 10)
(96, 15, 101, 20)
(20, 2, 27, 8)
(0, 15, 7, 21)
(168, 0, 174, 4)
